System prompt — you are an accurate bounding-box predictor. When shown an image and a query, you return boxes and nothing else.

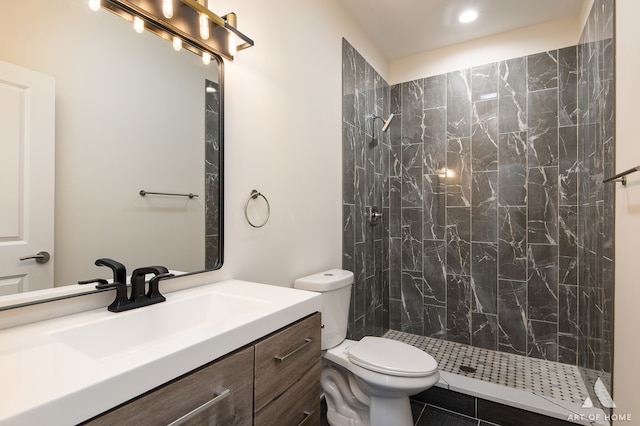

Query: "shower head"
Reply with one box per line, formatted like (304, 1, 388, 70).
(372, 113, 395, 133)
(381, 113, 394, 132)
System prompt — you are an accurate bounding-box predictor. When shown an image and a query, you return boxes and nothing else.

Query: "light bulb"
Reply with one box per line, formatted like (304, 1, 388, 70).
(162, 0, 174, 19)
(202, 52, 211, 65)
(133, 16, 144, 33)
(228, 34, 237, 56)
(199, 13, 210, 40)
(458, 10, 478, 23)
(172, 36, 182, 51)
(88, 0, 101, 11)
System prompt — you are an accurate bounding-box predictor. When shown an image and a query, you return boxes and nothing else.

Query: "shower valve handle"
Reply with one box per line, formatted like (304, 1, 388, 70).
(369, 207, 383, 226)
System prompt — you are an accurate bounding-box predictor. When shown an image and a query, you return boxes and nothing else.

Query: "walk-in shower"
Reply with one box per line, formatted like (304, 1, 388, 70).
(342, 0, 615, 419)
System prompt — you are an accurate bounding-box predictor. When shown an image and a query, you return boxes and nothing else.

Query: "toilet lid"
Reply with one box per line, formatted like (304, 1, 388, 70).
(347, 337, 438, 377)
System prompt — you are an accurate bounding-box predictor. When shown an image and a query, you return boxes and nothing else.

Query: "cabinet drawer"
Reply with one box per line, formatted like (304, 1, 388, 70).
(254, 363, 321, 426)
(254, 313, 321, 412)
(85, 346, 254, 426)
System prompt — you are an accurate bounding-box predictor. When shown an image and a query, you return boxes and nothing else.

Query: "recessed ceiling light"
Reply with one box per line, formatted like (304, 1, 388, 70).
(458, 9, 478, 23)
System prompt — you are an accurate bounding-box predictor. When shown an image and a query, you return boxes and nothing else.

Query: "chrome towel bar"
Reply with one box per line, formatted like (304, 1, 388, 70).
(139, 190, 198, 199)
(603, 166, 640, 186)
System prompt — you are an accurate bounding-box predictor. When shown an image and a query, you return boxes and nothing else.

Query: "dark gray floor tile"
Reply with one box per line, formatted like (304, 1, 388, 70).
(416, 405, 479, 426)
(411, 400, 426, 424)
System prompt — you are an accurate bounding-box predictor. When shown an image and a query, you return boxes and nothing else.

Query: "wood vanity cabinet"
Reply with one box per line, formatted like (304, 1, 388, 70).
(83, 346, 254, 426)
(253, 312, 321, 425)
(83, 313, 321, 426)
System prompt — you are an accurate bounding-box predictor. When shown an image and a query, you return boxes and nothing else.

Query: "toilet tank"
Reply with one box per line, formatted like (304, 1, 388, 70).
(294, 269, 353, 350)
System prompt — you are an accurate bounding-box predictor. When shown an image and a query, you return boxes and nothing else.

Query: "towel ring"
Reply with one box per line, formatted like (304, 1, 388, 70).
(245, 190, 270, 228)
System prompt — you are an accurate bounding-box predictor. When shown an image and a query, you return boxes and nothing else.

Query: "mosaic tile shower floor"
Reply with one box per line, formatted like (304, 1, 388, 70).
(384, 330, 590, 405)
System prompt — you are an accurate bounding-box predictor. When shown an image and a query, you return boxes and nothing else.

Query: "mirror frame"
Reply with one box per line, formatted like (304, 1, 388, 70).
(207, 57, 225, 271)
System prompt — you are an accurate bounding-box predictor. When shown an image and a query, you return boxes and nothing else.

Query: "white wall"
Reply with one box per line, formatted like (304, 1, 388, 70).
(614, 0, 640, 422)
(198, 0, 387, 286)
(578, 0, 596, 35)
(390, 16, 582, 84)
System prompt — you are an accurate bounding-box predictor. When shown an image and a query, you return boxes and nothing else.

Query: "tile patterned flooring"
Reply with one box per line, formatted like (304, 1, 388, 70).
(384, 330, 590, 405)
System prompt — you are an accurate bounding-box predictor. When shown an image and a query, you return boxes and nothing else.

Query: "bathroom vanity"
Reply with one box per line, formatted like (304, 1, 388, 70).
(0, 280, 322, 425)
(84, 313, 321, 425)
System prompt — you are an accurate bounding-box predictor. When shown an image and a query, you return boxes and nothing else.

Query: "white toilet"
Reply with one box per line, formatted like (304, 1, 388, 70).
(294, 269, 439, 426)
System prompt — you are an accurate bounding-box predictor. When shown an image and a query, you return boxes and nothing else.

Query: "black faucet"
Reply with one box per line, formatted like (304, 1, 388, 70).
(129, 266, 174, 307)
(95, 258, 127, 284)
(93, 258, 134, 312)
(82, 258, 174, 312)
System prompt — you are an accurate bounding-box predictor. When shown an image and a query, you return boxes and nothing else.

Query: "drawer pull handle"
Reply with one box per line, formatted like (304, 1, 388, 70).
(297, 410, 315, 426)
(166, 387, 230, 426)
(274, 337, 315, 362)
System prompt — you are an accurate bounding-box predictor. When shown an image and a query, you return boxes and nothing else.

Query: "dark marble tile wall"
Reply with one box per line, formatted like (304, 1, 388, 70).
(387, 48, 584, 363)
(341, 0, 614, 373)
(342, 39, 390, 340)
(205, 79, 221, 270)
(576, 0, 614, 380)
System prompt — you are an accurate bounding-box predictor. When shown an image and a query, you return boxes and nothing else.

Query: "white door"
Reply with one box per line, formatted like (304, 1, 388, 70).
(0, 60, 55, 295)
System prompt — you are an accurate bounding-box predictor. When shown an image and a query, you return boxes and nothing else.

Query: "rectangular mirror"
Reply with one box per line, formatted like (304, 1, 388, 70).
(0, 0, 223, 303)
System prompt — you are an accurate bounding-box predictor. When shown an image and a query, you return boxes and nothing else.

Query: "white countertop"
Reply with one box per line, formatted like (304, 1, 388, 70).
(0, 280, 321, 425)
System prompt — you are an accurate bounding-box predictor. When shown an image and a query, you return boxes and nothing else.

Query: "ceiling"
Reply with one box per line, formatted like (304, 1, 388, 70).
(337, 0, 586, 60)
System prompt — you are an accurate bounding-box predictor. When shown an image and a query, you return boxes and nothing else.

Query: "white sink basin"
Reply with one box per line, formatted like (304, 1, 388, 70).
(49, 292, 270, 360)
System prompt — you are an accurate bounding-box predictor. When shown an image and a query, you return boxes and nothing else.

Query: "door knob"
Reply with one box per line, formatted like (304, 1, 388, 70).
(19, 251, 51, 264)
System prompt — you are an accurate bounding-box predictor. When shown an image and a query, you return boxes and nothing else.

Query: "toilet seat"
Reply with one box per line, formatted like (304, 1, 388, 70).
(347, 337, 438, 377)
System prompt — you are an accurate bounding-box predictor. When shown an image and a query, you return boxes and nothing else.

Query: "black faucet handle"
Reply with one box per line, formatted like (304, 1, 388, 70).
(130, 266, 170, 301)
(148, 272, 175, 301)
(130, 266, 169, 285)
(94, 259, 132, 312)
(95, 258, 127, 284)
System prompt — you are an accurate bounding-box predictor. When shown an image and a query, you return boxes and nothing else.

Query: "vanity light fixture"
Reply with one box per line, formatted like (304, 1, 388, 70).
(172, 36, 182, 51)
(133, 16, 144, 33)
(162, 0, 174, 19)
(89, 0, 253, 61)
(228, 33, 237, 56)
(199, 10, 210, 40)
(226, 12, 237, 56)
(458, 9, 478, 23)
